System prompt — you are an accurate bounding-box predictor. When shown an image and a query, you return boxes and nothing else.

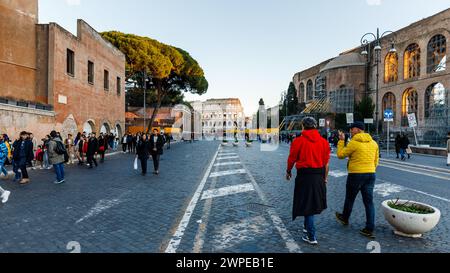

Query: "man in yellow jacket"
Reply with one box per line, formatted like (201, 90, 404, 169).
(335, 121, 379, 239)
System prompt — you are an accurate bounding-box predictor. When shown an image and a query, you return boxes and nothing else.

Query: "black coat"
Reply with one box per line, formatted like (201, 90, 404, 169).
(136, 140, 150, 159)
(12, 139, 34, 164)
(149, 135, 164, 155)
(87, 137, 99, 156)
(400, 136, 410, 149)
(293, 168, 327, 219)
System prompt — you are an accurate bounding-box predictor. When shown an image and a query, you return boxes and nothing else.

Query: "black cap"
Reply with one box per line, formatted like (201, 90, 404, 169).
(349, 121, 365, 131)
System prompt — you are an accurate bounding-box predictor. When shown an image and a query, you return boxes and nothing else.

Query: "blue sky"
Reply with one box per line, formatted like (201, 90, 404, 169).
(39, 0, 450, 116)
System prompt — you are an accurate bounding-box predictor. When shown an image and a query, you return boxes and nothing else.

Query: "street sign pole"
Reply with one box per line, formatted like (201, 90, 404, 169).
(413, 127, 418, 146)
(387, 120, 390, 157)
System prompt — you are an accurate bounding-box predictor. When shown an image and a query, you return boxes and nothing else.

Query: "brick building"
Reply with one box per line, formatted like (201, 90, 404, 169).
(293, 8, 450, 146)
(0, 0, 125, 141)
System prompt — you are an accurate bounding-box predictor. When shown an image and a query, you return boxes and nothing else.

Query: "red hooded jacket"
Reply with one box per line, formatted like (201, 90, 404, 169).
(287, 129, 331, 171)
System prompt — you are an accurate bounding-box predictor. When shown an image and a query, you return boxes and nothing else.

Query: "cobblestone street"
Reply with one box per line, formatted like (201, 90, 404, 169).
(1, 141, 449, 253)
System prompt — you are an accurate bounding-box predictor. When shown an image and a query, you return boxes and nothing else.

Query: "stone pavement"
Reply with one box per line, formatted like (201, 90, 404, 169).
(1, 140, 449, 253)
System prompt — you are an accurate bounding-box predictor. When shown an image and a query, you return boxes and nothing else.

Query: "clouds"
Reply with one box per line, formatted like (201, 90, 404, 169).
(366, 0, 382, 6)
(66, 0, 81, 6)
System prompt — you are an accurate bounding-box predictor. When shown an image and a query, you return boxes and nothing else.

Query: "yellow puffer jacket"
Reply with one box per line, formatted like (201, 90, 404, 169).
(337, 133, 379, 174)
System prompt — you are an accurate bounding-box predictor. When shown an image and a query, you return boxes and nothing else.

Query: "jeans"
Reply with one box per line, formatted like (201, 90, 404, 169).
(304, 215, 316, 240)
(400, 148, 406, 159)
(0, 163, 7, 176)
(54, 163, 65, 182)
(343, 173, 376, 231)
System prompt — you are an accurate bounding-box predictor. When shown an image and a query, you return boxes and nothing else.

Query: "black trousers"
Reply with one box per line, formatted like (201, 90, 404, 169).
(127, 143, 133, 153)
(152, 154, 160, 171)
(122, 144, 127, 152)
(87, 154, 98, 167)
(140, 157, 148, 174)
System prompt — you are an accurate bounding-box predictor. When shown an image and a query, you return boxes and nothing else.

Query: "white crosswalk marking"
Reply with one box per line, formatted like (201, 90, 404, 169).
(214, 162, 241, 167)
(201, 183, 255, 200)
(216, 156, 240, 160)
(217, 153, 237, 156)
(329, 170, 348, 178)
(210, 169, 247, 178)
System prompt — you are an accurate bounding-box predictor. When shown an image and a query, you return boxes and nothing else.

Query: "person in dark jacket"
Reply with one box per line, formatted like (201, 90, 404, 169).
(48, 131, 66, 184)
(399, 133, 411, 161)
(86, 133, 99, 169)
(12, 131, 34, 184)
(136, 134, 150, 176)
(286, 117, 330, 245)
(395, 134, 401, 159)
(149, 129, 165, 175)
(98, 133, 107, 163)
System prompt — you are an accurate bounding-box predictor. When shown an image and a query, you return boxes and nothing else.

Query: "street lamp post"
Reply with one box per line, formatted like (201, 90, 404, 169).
(143, 70, 147, 132)
(360, 28, 396, 138)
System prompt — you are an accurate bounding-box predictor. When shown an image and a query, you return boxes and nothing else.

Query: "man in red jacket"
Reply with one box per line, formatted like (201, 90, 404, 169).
(286, 117, 330, 245)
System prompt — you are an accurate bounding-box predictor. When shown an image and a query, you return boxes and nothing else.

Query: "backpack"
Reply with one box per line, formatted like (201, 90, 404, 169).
(0, 143, 7, 160)
(55, 140, 67, 155)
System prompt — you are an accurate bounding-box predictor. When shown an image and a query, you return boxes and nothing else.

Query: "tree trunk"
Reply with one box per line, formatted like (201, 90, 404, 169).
(146, 85, 166, 134)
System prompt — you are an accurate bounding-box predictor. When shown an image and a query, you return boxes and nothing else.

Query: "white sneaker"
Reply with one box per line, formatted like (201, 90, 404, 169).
(1, 191, 11, 204)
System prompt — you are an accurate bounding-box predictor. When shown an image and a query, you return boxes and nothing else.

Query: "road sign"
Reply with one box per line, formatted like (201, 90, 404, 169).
(364, 118, 374, 124)
(384, 109, 394, 122)
(346, 113, 354, 124)
(319, 119, 326, 127)
(407, 113, 417, 128)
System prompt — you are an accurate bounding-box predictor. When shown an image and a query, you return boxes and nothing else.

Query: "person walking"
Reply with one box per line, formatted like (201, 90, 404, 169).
(136, 134, 150, 176)
(336, 121, 379, 239)
(29, 133, 38, 170)
(395, 134, 401, 159)
(48, 131, 66, 184)
(12, 131, 34, 185)
(65, 134, 75, 165)
(122, 133, 128, 153)
(86, 133, 99, 169)
(0, 134, 9, 178)
(149, 129, 164, 175)
(42, 135, 51, 169)
(286, 117, 330, 245)
(399, 133, 411, 161)
(127, 133, 133, 154)
(98, 133, 107, 163)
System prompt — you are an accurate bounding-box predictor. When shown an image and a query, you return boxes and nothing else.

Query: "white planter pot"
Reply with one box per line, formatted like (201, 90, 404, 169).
(245, 142, 252, 147)
(233, 142, 239, 147)
(221, 143, 230, 147)
(381, 200, 441, 238)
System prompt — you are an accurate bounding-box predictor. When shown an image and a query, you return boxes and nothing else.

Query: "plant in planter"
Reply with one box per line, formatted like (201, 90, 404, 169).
(382, 199, 441, 238)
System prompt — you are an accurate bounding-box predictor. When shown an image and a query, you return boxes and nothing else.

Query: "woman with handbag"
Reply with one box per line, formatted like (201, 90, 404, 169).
(136, 134, 150, 176)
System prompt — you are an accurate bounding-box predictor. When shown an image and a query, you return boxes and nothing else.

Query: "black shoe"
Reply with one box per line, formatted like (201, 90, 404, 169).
(335, 213, 349, 226)
(360, 228, 375, 239)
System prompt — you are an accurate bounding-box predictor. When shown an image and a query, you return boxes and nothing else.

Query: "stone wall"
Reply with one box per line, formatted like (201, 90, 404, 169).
(0, 104, 55, 142)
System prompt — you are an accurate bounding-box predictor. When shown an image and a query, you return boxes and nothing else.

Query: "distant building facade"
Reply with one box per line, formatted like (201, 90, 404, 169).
(0, 0, 125, 141)
(293, 8, 450, 146)
(192, 98, 245, 138)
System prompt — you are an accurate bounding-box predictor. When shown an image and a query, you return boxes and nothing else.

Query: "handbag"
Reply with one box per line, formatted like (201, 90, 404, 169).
(406, 147, 413, 154)
(133, 157, 138, 170)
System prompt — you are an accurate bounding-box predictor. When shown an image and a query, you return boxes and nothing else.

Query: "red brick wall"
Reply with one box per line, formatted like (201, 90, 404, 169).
(48, 20, 126, 137)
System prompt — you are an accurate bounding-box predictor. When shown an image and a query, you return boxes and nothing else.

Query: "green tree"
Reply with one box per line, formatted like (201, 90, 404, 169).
(280, 82, 299, 124)
(101, 31, 208, 133)
(354, 96, 375, 121)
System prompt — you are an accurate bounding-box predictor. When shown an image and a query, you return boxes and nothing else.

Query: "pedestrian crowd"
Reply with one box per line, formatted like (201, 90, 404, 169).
(0, 129, 172, 205)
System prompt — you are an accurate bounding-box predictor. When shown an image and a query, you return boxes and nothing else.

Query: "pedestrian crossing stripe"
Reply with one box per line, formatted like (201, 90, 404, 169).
(201, 183, 255, 200)
(209, 169, 247, 178)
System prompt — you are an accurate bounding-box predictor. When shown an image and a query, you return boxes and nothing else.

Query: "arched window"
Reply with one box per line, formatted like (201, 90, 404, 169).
(299, 83, 305, 103)
(402, 88, 418, 126)
(404, 44, 421, 79)
(382, 92, 396, 121)
(427, 35, 446, 73)
(425, 83, 446, 119)
(306, 80, 314, 101)
(384, 52, 398, 83)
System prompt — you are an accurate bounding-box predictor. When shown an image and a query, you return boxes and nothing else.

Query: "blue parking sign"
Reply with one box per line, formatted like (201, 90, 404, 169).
(384, 109, 394, 121)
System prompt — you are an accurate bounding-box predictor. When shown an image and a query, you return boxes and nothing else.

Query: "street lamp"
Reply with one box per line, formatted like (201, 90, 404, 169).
(127, 71, 150, 132)
(360, 28, 396, 138)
